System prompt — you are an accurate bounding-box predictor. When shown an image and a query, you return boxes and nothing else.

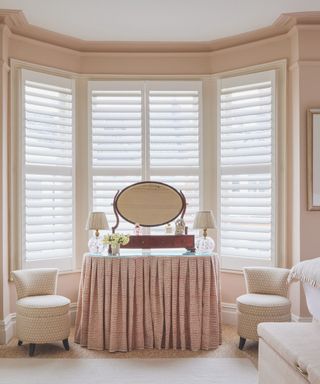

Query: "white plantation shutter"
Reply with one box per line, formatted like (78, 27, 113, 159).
(219, 71, 275, 268)
(22, 69, 74, 270)
(148, 84, 201, 233)
(90, 81, 201, 235)
(90, 82, 143, 232)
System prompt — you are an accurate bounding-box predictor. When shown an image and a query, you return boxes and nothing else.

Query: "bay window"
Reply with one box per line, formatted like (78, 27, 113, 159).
(11, 61, 284, 272)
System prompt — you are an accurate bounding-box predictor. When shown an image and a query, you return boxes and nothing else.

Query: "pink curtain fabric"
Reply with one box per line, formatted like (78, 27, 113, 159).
(74, 255, 221, 352)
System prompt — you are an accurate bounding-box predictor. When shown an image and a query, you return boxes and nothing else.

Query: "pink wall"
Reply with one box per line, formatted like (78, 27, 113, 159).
(287, 27, 320, 316)
(0, 24, 10, 320)
(1, 15, 320, 320)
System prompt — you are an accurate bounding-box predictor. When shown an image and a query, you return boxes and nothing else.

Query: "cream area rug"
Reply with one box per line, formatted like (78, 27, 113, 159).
(0, 358, 257, 384)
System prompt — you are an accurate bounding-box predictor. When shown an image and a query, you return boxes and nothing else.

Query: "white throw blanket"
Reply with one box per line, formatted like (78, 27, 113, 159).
(288, 257, 320, 288)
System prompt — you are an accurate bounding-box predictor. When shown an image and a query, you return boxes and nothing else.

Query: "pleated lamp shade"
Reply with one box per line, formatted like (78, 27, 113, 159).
(85, 212, 109, 231)
(193, 210, 216, 229)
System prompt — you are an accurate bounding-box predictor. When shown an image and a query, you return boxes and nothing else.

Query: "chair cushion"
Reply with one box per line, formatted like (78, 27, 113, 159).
(258, 322, 320, 384)
(237, 293, 291, 317)
(16, 295, 70, 318)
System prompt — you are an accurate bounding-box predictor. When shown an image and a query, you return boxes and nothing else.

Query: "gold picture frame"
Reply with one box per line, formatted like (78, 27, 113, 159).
(307, 108, 320, 210)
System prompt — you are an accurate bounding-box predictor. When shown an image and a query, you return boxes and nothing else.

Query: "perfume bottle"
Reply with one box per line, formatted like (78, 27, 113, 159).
(165, 223, 173, 235)
(134, 223, 141, 236)
(175, 218, 185, 235)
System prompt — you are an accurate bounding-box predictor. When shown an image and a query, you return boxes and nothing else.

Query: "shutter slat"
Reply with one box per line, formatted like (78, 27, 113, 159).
(26, 129, 71, 142)
(221, 198, 271, 207)
(221, 155, 271, 166)
(221, 96, 272, 110)
(221, 223, 271, 233)
(25, 98, 72, 112)
(221, 231, 271, 241)
(221, 123, 271, 135)
(221, 247, 271, 258)
(221, 105, 271, 118)
(26, 232, 72, 242)
(26, 224, 72, 234)
(26, 240, 72, 252)
(221, 239, 270, 250)
(222, 138, 271, 149)
(221, 216, 271, 224)
(26, 216, 73, 225)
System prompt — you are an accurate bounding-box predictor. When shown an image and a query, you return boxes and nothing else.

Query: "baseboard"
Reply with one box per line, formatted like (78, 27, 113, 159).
(0, 313, 16, 345)
(0, 302, 78, 345)
(221, 302, 237, 326)
(291, 313, 313, 322)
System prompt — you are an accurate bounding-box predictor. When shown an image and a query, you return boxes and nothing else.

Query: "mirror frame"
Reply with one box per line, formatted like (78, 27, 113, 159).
(112, 181, 186, 231)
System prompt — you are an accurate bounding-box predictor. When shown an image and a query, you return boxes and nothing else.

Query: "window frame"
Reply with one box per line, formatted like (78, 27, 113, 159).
(11, 63, 76, 272)
(216, 62, 286, 270)
(88, 79, 203, 235)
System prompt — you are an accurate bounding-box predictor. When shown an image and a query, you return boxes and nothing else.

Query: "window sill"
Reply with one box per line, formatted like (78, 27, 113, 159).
(58, 269, 81, 276)
(220, 268, 244, 275)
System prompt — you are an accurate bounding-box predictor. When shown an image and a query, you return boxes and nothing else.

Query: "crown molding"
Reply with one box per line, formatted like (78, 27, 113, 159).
(1, 10, 320, 54)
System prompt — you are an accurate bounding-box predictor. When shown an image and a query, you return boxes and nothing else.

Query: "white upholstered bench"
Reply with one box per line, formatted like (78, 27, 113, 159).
(258, 322, 320, 384)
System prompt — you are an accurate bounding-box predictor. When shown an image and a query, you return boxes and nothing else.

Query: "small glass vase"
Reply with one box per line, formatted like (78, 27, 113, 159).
(88, 235, 104, 254)
(111, 244, 120, 256)
(195, 236, 215, 254)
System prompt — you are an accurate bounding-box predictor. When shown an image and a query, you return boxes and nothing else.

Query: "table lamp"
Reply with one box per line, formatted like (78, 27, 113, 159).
(86, 212, 109, 254)
(193, 210, 216, 253)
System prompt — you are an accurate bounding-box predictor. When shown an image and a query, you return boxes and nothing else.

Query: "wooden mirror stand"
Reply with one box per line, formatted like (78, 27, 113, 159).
(112, 181, 195, 252)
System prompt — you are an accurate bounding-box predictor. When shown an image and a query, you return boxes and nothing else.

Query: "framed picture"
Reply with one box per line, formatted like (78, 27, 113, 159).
(307, 108, 320, 210)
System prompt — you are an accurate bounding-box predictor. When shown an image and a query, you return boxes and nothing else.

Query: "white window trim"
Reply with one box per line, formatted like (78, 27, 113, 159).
(216, 60, 287, 270)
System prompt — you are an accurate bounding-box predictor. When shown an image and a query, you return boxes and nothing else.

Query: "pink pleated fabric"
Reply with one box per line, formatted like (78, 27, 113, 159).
(74, 255, 221, 352)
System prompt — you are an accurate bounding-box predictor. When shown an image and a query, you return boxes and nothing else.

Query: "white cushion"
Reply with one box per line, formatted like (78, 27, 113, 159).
(258, 322, 320, 384)
(237, 293, 291, 316)
(288, 257, 320, 288)
(17, 295, 70, 318)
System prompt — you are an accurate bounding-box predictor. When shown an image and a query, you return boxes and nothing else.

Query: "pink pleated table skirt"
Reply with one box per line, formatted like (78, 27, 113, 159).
(74, 254, 221, 352)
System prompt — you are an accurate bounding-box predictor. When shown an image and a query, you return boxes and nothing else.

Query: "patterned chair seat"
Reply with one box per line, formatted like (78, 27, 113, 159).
(17, 295, 70, 318)
(237, 294, 291, 317)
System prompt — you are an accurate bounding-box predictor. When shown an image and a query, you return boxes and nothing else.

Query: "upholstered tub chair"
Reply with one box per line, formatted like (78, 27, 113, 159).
(236, 267, 291, 350)
(12, 268, 71, 356)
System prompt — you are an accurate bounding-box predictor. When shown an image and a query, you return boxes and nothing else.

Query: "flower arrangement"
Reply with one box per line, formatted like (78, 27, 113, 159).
(103, 233, 130, 247)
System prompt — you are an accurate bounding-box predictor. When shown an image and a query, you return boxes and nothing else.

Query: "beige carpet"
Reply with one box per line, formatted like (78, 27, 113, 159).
(0, 325, 258, 367)
(0, 358, 257, 384)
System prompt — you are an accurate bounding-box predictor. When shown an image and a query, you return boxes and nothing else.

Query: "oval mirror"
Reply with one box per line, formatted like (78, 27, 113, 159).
(114, 181, 185, 227)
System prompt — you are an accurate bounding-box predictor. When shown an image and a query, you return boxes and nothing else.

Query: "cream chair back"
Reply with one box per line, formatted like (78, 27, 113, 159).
(244, 267, 290, 297)
(12, 268, 58, 299)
